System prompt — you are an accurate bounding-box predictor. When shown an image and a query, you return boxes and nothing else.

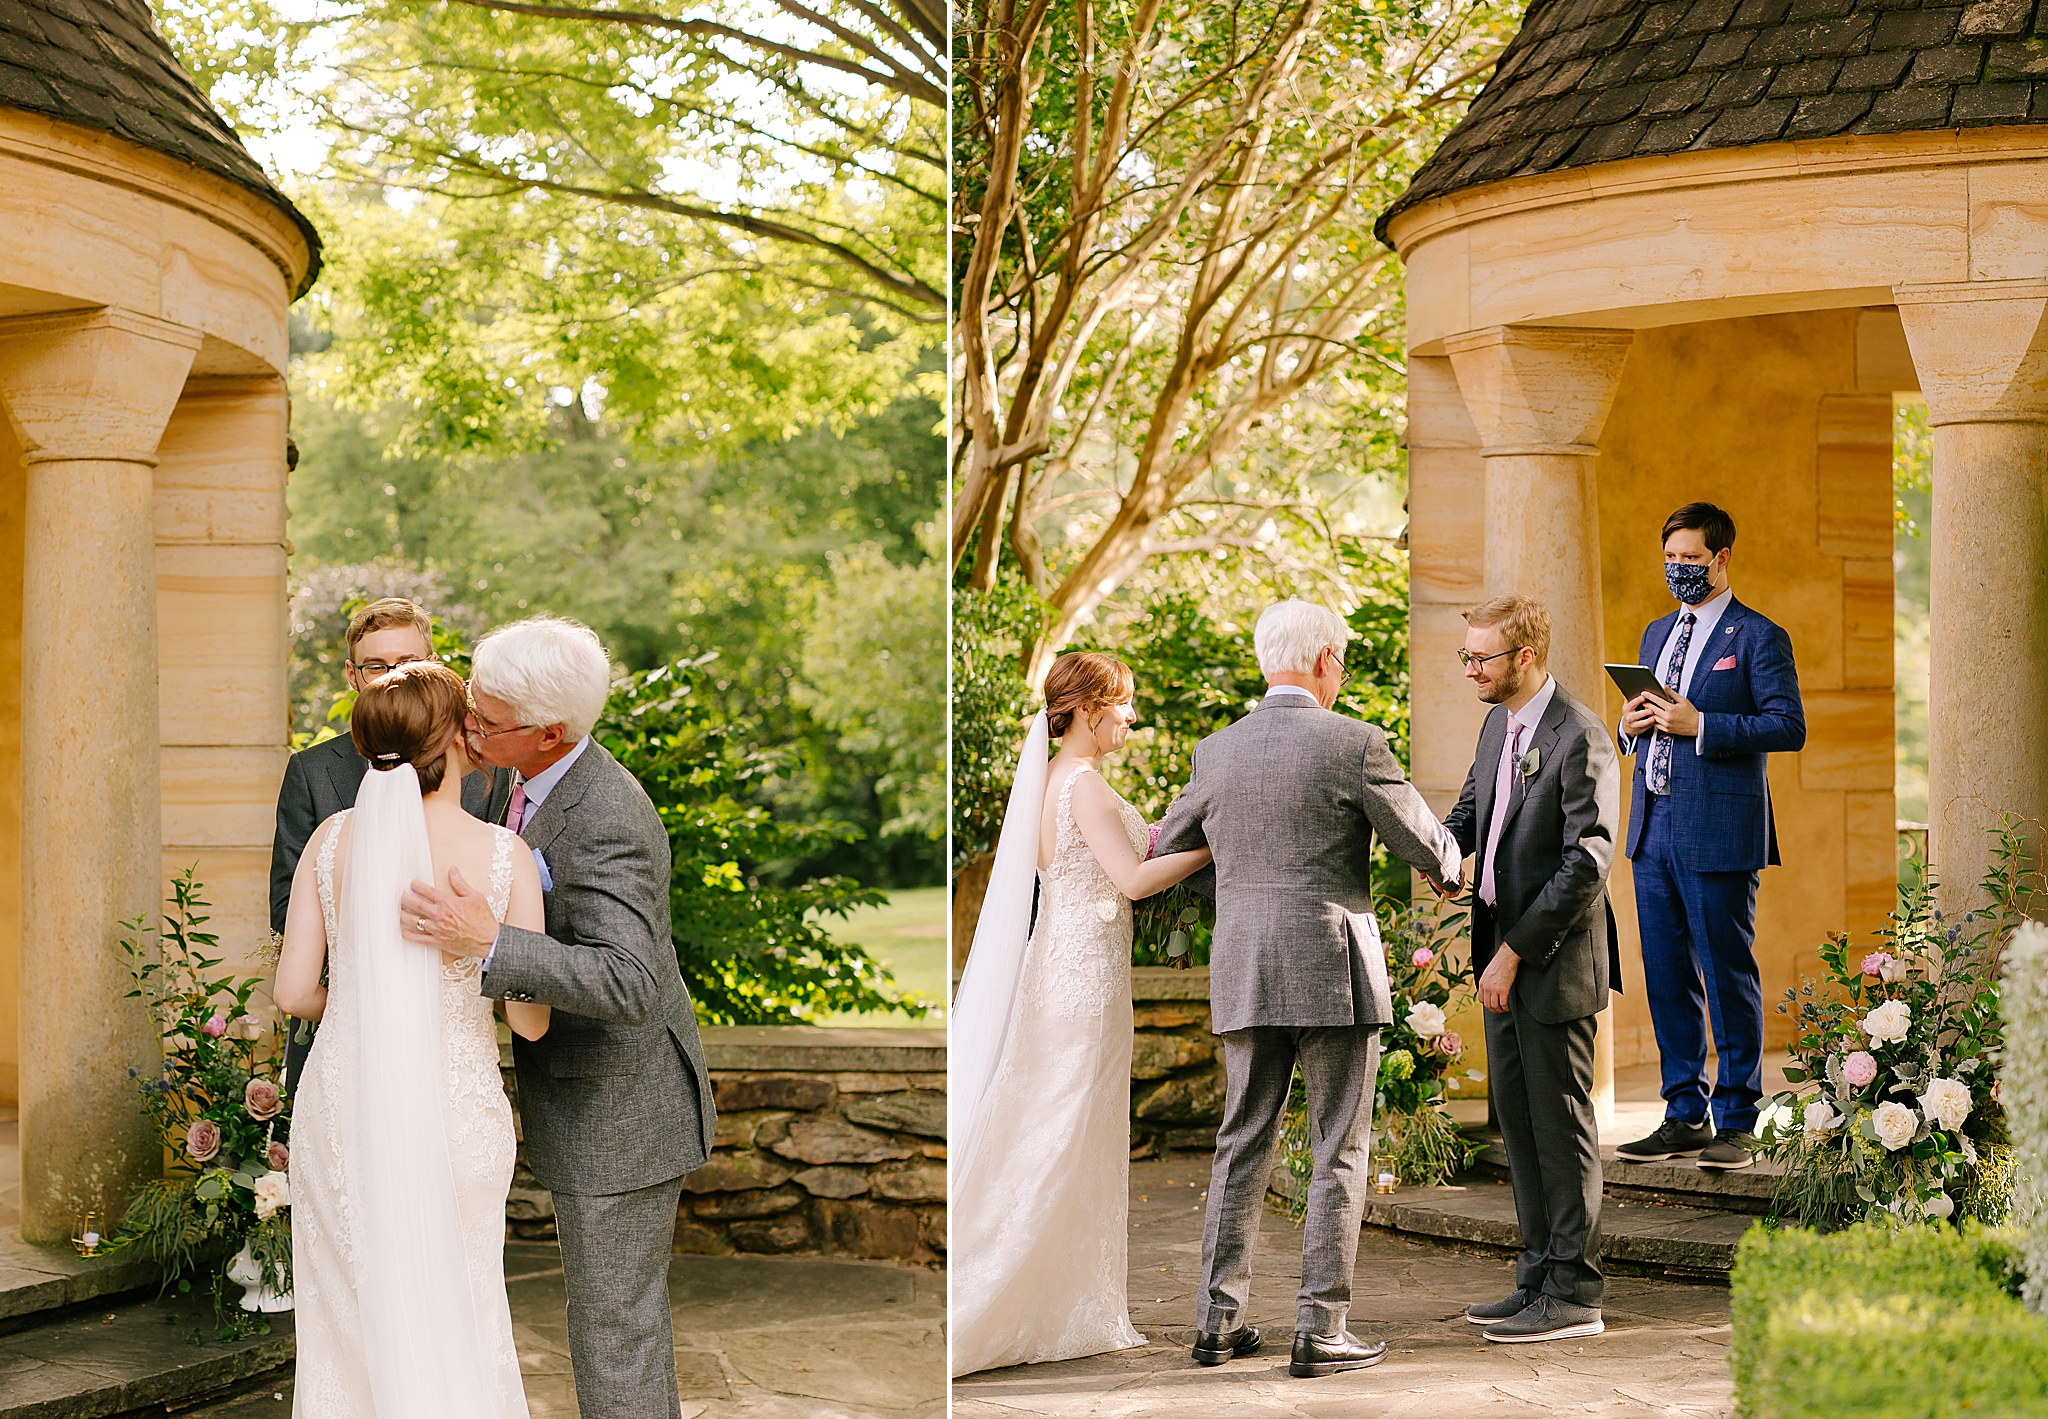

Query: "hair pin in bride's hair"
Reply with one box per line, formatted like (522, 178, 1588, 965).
(374, 752, 404, 763)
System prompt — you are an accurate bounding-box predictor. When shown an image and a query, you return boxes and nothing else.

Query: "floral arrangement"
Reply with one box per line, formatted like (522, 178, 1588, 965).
(1754, 822, 2039, 1232)
(1279, 895, 1481, 1212)
(1131, 879, 1210, 968)
(109, 869, 292, 1333)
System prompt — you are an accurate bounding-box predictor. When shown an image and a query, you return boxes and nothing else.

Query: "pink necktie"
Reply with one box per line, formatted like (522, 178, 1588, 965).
(1480, 715, 1521, 907)
(507, 780, 529, 834)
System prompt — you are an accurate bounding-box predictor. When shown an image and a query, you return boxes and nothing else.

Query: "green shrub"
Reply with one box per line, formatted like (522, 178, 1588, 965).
(1733, 1223, 2045, 1419)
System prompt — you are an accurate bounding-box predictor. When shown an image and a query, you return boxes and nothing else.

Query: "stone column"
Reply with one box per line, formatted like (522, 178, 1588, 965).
(1443, 325, 1632, 1123)
(0, 308, 202, 1242)
(1894, 282, 2048, 900)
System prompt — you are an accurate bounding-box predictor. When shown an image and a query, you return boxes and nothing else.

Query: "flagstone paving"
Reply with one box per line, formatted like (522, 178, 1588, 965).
(952, 1155, 1736, 1419)
(137, 1245, 946, 1419)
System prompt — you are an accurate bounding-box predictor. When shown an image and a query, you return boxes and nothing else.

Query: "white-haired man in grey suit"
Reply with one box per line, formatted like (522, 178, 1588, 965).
(402, 616, 714, 1419)
(1154, 600, 1463, 1379)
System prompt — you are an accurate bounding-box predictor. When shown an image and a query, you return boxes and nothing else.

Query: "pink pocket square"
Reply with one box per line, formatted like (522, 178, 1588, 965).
(1712, 655, 1738, 671)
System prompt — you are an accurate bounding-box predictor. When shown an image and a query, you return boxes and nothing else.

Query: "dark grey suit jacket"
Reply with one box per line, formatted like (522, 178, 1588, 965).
(1444, 682, 1622, 1026)
(1154, 694, 1463, 1033)
(269, 731, 511, 934)
(481, 741, 715, 1196)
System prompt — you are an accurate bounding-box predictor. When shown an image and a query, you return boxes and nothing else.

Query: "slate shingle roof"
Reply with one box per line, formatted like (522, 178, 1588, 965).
(0, 0, 319, 291)
(1379, 0, 2048, 242)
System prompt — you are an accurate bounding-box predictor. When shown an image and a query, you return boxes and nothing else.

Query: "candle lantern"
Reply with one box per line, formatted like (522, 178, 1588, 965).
(71, 1210, 106, 1257)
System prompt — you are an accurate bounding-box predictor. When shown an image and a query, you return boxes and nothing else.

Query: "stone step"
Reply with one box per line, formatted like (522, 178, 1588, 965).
(1271, 1169, 1759, 1278)
(0, 1290, 291, 1419)
(1474, 1139, 1783, 1215)
(0, 1232, 290, 1418)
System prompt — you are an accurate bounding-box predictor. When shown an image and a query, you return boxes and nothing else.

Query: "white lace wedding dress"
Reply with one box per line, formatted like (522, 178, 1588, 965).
(291, 809, 530, 1417)
(951, 764, 1148, 1375)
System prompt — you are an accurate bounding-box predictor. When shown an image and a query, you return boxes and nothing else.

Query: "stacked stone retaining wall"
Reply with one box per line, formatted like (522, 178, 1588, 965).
(504, 1025, 945, 1265)
(1130, 967, 1224, 1152)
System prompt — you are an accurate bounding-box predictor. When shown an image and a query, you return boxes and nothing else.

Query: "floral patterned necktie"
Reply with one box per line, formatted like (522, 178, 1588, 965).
(1647, 611, 1695, 795)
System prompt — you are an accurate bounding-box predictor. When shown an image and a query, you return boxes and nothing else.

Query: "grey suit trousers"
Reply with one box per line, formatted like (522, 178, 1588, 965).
(1485, 1006, 1603, 1306)
(555, 1175, 687, 1419)
(1199, 1024, 1381, 1335)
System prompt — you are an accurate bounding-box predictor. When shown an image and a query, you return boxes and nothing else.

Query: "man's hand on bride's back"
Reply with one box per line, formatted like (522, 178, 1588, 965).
(399, 867, 499, 958)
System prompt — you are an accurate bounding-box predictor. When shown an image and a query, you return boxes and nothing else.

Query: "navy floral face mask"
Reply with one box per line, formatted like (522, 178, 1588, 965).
(1665, 560, 1715, 605)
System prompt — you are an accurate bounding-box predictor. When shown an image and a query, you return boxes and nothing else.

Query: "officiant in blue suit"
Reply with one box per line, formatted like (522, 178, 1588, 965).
(1613, 503, 1804, 1173)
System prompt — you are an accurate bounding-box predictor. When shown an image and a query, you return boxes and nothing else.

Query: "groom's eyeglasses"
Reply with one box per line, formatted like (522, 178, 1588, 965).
(1457, 646, 1526, 669)
(349, 654, 428, 678)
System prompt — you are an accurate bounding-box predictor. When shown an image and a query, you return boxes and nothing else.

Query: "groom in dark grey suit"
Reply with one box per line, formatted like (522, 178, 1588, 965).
(1443, 594, 1620, 1345)
(402, 616, 714, 1419)
(1154, 600, 1462, 1379)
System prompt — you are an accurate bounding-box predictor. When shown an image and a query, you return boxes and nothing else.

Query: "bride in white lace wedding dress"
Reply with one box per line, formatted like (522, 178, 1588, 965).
(951, 653, 1213, 1377)
(275, 663, 550, 1417)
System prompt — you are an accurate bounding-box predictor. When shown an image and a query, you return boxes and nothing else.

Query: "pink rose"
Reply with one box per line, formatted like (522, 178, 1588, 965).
(202, 1014, 227, 1038)
(244, 1079, 283, 1121)
(1436, 1032, 1463, 1057)
(1843, 1051, 1878, 1088)
(267, 1141, 290, 1173)
(185, 1119, 222, 1163)
(1146, 823, 1163, 858)
(1411, 948, 1435, 969)
(1861, 952, 1891, 978)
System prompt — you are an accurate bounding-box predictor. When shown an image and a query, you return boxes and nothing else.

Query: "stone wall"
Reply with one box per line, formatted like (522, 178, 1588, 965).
(504, 1025, 946, 1266)
(1130, 967, 1223, 1153)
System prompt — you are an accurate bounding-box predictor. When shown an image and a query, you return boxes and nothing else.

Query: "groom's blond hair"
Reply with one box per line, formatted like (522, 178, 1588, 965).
(1254, 600, 1351, 677)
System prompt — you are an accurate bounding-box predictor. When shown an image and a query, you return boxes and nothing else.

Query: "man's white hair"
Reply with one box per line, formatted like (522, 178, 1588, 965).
(1254, 599, 1352, 677)
(470, 616, 612, 741)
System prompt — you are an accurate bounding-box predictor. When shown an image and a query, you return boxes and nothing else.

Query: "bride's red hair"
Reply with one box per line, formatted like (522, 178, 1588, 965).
(1043, 652, 1134, 738)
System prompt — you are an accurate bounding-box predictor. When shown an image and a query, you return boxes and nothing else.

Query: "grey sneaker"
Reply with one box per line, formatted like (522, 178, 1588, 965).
(1466, 1288, 1537, 1325)
(1614, 1117, 1714, 1162)
(1696, 1129, 1754, 1171)
(1483, 1295, 1605, 1344)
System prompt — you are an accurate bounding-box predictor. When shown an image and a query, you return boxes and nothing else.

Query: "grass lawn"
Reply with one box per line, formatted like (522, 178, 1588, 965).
(816, 885, 948, 1028)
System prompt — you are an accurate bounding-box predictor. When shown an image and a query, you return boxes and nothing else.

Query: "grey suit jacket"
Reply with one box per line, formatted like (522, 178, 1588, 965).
(1444, 682, 1623, 1026)
(1153, 694, 1463, 1033)
(482, 741, 716, 1195)
(269, 731, 511, 935)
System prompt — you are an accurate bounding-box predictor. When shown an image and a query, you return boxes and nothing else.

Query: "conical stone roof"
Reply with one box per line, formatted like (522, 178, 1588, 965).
(1380, 0, 2048, 242)
(0, 0, 319, 290)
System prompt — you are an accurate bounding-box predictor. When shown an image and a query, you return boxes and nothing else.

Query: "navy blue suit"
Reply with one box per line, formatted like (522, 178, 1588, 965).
(1621, 595, 1804, 1133)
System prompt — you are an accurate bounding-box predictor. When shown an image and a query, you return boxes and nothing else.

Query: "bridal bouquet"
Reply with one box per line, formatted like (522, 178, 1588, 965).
(109, 869, 292, 1334)
(1753, 822, 2035, 1231)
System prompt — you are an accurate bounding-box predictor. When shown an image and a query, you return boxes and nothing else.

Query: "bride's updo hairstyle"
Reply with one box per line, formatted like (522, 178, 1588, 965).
(351, 660, 468, 793)
(1043, 652, 1134, 739)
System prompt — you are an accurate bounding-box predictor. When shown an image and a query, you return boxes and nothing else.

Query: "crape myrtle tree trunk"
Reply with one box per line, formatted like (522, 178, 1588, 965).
(951, 0, 1514, 686)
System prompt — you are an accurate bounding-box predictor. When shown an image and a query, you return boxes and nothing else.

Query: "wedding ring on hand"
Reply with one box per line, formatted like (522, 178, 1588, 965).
(416, 917, 428, 935)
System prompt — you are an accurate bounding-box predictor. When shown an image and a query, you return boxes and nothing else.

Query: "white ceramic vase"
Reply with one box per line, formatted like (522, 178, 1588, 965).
(226, 1241, 294, 1313)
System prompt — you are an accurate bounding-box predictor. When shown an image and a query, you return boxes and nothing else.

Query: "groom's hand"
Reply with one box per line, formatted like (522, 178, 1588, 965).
(1478, 946, 1520, 1013)
(400, 868, 499, 959)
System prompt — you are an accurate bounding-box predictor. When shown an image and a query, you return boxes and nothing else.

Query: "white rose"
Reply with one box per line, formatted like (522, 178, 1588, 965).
(1802, 1100, 1841, 1136)
(1872, 1100, 1918, 1151)
(1924, 1192, 1955, 1220)
(1880, 956, 1909, 983)
(1919, 1077, 1972, 1133)
(252, 1170, 290, 1221)
(1862, 999, 1912, 1046)
(1405, 1002, 1447, 1037)
(1962, 1134, 1980, 1165)
(1756, 1101, 1795, 1137)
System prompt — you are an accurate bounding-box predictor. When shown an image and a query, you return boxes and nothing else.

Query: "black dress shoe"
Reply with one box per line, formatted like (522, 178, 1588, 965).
(1288, 1328, 1387, 1377)
(1191, 1324, 1261, 1365)
(1614, 1117, 1714, 1162)
(1696, 1129, 1755, 1170)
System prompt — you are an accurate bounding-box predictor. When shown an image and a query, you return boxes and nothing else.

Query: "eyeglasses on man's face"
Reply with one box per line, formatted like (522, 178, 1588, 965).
(1457, 646, 1526, 669)
(347, 654, 429, 679)
(463, 680, 539, 740)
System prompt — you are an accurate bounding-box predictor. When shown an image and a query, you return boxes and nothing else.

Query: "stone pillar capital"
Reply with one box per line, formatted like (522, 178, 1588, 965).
(0, 307, 203, 466)
(1442, 326, 1634, 454)
(1892, 281, 2048, 428)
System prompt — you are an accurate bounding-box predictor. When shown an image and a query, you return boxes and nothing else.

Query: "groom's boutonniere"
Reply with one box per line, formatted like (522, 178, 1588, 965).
(1518, 747, 1541, 782)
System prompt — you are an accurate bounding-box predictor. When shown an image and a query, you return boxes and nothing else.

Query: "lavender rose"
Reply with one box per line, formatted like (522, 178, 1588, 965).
(1842, 1050, 1878, 1088)
(1435, 1032, 1463, 1057)
(245, 1078, 283, 1121)
(185, 1119, 222, 1164)
(267, 1141, 290, 1173)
